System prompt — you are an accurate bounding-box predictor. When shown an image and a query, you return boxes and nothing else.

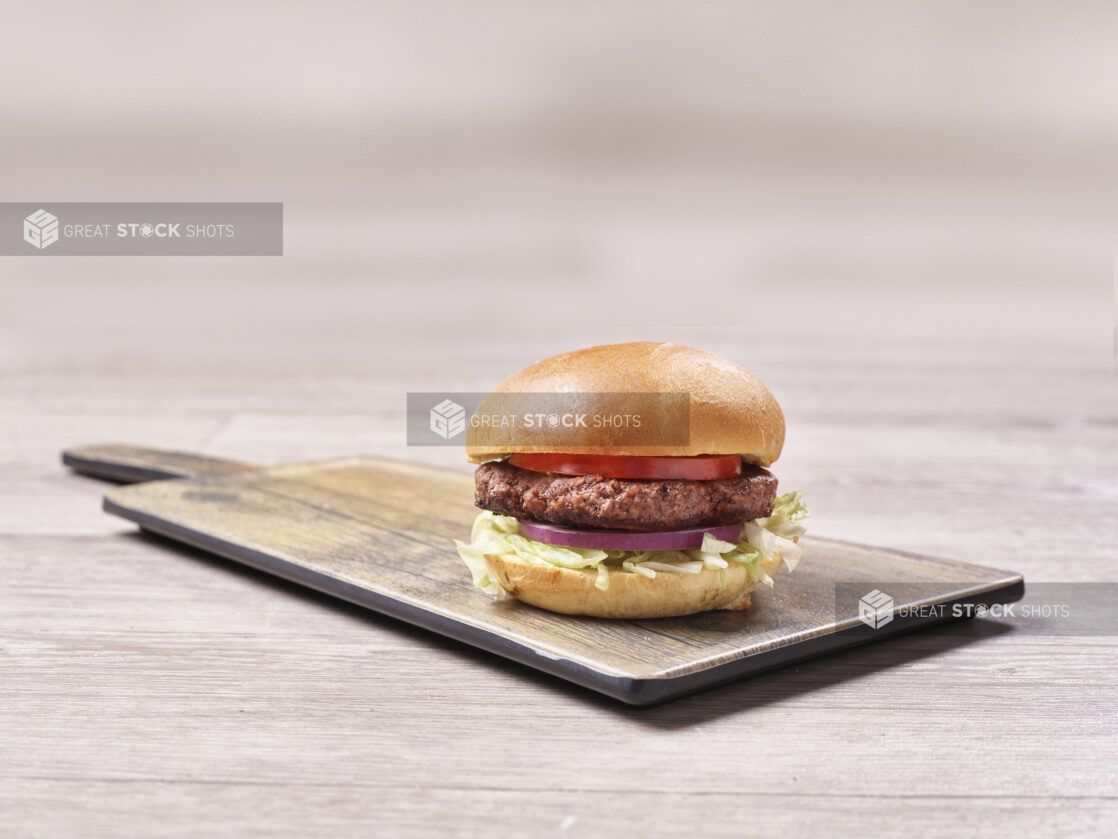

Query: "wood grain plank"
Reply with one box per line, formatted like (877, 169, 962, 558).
(89, 456, 1023, 700)
(3, 619, 1116, 799)
(3, 781, 1115, 839)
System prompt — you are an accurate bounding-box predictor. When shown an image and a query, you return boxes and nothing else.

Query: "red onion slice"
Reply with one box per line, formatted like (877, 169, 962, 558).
(516, 519, 742, 551)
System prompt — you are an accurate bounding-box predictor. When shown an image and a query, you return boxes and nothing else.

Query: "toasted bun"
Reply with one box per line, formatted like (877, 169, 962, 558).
(466, 342, 785, 466)
(483, 550, 786, 619)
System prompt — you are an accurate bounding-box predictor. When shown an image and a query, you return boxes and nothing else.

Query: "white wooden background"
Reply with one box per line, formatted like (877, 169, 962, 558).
(3, 2, 1118, 836)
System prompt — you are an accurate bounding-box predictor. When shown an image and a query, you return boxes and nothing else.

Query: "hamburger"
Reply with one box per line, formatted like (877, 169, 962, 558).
(455, 342, 808, 618)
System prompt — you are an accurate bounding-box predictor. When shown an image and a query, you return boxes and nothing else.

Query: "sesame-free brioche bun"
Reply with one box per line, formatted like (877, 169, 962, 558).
(465, 342, 785, 466)
(483, 547, 787, 619)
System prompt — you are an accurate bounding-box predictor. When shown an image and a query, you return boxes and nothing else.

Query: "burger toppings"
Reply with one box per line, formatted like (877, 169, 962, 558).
(516, 520, 744, 552)
(474, 460, 778, 532)
(455, 490, 809, 593)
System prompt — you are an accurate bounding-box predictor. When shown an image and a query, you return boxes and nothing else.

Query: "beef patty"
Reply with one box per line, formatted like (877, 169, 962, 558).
(474, 461, 778, 532)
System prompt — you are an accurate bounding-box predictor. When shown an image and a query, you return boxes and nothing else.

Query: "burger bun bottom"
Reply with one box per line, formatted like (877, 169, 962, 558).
(483, 550, 786, 619)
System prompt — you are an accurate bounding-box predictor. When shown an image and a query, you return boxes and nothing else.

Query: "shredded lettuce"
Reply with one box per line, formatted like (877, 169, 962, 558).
(455, 491, 809, 593)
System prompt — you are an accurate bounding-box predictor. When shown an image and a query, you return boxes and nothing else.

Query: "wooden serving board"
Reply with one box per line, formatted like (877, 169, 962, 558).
(64, 444, 1024, 706)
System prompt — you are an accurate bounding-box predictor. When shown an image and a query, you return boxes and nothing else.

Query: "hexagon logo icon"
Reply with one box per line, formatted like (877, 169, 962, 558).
(24, 209, 60, 250)
(858, 589, 894, 629)
(430, 398, 466, 440)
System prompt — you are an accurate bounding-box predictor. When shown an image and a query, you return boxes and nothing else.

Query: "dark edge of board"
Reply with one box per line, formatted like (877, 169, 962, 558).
(64, 451, 186, 484)
(103, 496, 1025, 707)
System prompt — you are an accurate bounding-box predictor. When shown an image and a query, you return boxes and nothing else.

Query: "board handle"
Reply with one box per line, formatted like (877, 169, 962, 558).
(62, 443, 258, 483)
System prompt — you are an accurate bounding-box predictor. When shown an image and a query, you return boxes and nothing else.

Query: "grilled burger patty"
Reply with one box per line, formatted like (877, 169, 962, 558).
(474, 461, 778, 532)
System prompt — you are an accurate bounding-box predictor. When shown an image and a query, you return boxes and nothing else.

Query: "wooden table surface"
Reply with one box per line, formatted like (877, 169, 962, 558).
(5, 3, 1118, 833)
(3, 249, 1115, 836)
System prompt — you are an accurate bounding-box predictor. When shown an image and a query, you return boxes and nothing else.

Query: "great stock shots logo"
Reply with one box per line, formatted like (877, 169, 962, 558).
(430, 399, 467, 440)
(23, 209, 59, 249)
(2, 203, 283, 255)
(858, 589, 895, 629)
(407, 392, 690, 447)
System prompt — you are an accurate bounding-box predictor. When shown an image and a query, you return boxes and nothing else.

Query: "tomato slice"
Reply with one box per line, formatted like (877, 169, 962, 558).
(508, 453, 742, 481)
